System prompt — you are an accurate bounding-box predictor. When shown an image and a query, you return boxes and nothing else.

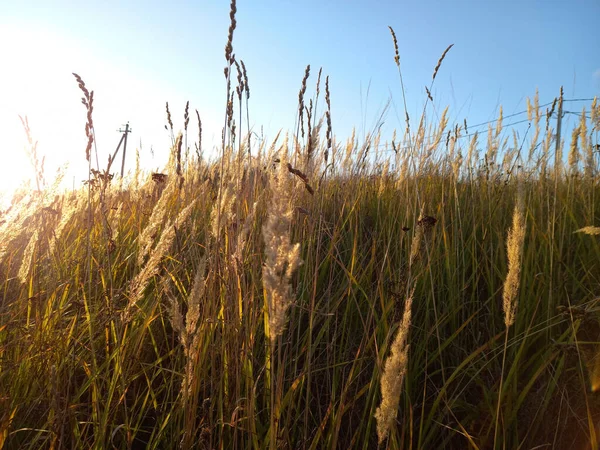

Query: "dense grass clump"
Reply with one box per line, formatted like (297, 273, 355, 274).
(1, 11, 600, 449)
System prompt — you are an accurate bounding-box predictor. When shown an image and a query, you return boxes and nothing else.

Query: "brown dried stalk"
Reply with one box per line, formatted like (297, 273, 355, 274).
(388, 26, 400, 66)
(72, 73, 94, 162)
(224, 0, 237, 64)
(298, 65, 310, 139)
(432, 44, 454, 81)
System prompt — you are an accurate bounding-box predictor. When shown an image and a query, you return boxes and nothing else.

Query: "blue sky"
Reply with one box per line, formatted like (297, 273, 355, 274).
(0, 0, 598, 199)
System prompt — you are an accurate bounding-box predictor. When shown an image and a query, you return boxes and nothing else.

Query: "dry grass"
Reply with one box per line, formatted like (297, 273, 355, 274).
(375, 287, 414, 444)
(502, 194, 526, 329)
(0, 15, 599, 450)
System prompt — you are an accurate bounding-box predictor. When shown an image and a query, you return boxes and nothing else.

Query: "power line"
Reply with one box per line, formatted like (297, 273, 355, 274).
(360, 97, 596, 153)
(460, 98, 594, 132)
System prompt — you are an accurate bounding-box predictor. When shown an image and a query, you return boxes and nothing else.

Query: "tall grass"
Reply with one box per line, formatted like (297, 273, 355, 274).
(1, 11, 600, 450)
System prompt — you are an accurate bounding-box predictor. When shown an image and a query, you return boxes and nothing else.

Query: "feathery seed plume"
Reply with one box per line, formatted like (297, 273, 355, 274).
(125, 200, 196, 322)
(375, 288, 414, 443)
(18, 230, 39, 284)
(262, 155, 303, 342)
(575, 226, 600, 236)
(502, 197, 526, 328)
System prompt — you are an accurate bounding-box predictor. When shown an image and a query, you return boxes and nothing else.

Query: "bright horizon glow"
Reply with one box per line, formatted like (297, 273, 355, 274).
(0, 23, 224, 208)
(1, 0, 598, 207)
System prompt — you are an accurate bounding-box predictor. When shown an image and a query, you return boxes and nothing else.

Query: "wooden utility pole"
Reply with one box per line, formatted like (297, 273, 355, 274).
(119, 123, 131, 177)
(111, 123, 132, 177)
(554, 87, 563, 173)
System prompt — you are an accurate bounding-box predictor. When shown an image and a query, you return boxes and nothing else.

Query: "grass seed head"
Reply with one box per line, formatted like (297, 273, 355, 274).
(502, 198, 526, 328)
(375, 287, 414, 443)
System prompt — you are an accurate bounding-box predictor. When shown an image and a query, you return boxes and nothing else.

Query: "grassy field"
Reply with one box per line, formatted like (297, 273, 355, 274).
(1, 7, 600, 449)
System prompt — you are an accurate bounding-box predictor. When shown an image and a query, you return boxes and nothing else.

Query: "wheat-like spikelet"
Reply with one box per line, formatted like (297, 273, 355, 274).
(527, 90, 541, 163)
(49, 193, 85, 254)
(342, 129, 356, 174)
(495, 105, 504, 137)
(541, 127, 552, 177)
(125, 200, 196, 322)
(174, 132, 183, 185)
(72, 73, 94, 162)
(568, 125, 580, 174)
(210, 179, 236, 239)
(224, 0, 237, 64)
(108, 201, 124, 242)
(165, 102, 174, 133)
(18, 229, 39, 284)
(165, 280, 185, 338)
(297, 65, 311, 139)
(138, 173, 177, 265)
(502, 197, 526, 328)
(501, 131, 518, 175)
(579, 107, 594, 179)
(182, 261, 207, 399)
(414, 121, 426, 155)
(240, 60, 250, 100)
(164, 254, 207, 399)
(447, 126, 463, 178)
(591, 97, 599, 131)
(306, 118, 323, 174)
(375, 287, 414, 444)
(185, 256, 206, 340)
(262, 155, 303, 343)
(233, 198, 260, 264)
(466, 132, 478, 173)
(388, 26, 400, 66)
(409, 209, 437, 268)
(432, 44, 453, 81)
(0, 191, 35, 263)
(427, 107, 449, 160)
(324, 76, 332, 163)
(575, 226, 600, 236)
(194, 109, 203, 162)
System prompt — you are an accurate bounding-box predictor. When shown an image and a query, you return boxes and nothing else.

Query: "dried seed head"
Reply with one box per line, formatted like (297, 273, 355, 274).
(410, 213, 437, 267)
(240, 60, 250, 99)
(315, 67, 322, 97)
(234, 58, 243, 101)
(298, 65, 311, 139)
(388, 26, 400, 66)
(195, 109, 203, 160)
(325, 76, 332, 161)
(224, 0, 237, 64)
(432, 44, 454, 81)
(502, 198, 526, 328)
(73, 73, 94, 162)
(575, 226, 600, 236)
(568, 125, 581, 173)
(184, 101, 190, 132)
(375, 287, 414, 443)
(262, 154, 303, 342)
(166, 102, 173, 131)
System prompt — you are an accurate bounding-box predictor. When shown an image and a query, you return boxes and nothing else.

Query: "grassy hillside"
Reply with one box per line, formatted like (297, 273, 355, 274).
(1, 13, 600, 450)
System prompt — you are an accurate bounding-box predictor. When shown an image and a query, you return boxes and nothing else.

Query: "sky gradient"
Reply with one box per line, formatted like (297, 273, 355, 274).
(1, 0, 598, 200)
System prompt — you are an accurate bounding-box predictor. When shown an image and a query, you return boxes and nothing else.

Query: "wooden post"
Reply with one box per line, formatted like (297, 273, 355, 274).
(120, 123, 131, 178)
(554, 87, 564, 174)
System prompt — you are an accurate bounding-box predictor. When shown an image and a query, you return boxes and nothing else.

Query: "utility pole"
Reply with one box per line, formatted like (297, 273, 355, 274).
(554, 87, 563, 173)
(119, 123, 131, 177)
(112, 123, 132, 178)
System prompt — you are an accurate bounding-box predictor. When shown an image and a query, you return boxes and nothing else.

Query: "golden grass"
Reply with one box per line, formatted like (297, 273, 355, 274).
(502, 194, 526, 329)
(262, 152, 303, 343)
(375, 287, 414, 444)
(0, 15, 599, 450)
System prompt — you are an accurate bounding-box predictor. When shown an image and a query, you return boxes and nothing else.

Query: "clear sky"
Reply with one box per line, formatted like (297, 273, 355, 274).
(1, 0, 598, 202)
